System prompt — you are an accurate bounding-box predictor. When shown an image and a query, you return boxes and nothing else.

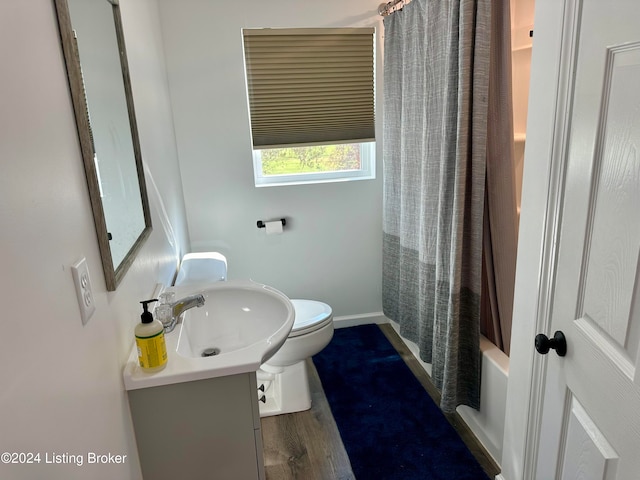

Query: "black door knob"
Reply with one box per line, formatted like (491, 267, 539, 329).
(535, 331, 567, 357)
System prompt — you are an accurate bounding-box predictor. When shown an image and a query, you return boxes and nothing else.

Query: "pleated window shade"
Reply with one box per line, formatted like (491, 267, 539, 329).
(243, 28, 375, 149)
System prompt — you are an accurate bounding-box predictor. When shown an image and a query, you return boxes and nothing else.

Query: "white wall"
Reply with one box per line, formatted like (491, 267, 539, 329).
(158, 0, 385, 317)
(511, 0, 535, 213)
(0, 1, 187, 479)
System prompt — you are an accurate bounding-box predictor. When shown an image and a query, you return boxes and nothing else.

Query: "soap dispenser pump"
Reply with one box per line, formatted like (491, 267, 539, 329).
(135, 299, 168, 373)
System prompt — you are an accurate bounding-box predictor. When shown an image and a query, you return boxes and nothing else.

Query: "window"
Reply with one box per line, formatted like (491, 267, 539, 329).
(252, 142, 375, 186)
(242, 28, 375, 187)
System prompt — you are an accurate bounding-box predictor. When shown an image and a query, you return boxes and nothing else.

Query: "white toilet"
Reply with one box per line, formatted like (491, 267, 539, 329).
(175, 252, 334, 417)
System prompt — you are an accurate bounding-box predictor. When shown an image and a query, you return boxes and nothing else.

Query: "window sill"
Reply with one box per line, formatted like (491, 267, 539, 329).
(255, 172, 376, 188)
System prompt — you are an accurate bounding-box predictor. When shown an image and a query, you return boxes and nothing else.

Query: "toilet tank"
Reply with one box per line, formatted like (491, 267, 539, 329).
(174, 252, 227, 286)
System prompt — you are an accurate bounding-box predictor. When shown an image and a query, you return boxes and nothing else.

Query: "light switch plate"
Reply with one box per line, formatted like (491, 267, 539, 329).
(71, 257, 96, 325)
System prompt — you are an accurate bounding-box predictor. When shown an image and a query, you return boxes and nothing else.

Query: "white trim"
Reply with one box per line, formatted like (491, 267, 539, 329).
(332, 312, 388, 329)
(500, 0, 579, 479)
(525, 2, 581, 476)
(495, 474, 507, 480)
(253, 142, 376, 187)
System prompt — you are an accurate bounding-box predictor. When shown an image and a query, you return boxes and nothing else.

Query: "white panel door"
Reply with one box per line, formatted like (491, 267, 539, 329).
(534, 0, 640, 478)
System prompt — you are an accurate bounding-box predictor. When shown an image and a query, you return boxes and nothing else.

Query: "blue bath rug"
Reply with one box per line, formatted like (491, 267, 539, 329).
(312, 324, 490, 480)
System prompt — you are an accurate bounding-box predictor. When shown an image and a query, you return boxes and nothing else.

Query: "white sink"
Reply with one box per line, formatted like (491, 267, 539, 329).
(176, 280, 294, 361)
(123, 280, 294, 390)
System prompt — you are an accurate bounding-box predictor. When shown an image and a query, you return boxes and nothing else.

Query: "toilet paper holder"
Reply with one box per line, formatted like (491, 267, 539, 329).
(257, 218, 286, 229)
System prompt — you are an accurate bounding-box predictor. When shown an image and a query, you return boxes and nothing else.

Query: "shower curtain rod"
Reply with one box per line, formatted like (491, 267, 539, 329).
(378, 0, 411, 16)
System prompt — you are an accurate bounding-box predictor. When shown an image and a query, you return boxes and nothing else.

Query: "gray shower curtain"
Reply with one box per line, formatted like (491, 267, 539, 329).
(382, 0, 491, 412)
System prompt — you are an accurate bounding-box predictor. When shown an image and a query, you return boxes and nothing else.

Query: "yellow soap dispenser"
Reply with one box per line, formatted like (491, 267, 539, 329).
(135, 299, 168, 373)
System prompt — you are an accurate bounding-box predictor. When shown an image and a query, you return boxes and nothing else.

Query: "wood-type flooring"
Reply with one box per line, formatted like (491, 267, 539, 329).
(261, 324, 501, 479)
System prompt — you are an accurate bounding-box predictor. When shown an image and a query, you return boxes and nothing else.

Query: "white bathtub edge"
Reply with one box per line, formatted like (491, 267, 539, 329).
(329, 315, 508, 469)
(388, 320, 507, 467)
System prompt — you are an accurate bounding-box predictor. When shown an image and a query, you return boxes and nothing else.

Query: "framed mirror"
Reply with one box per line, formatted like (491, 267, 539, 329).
(54, 0, 152, 291)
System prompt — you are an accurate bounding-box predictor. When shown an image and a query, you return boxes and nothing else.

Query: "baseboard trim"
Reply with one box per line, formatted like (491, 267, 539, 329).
(333, 312, 388, 329)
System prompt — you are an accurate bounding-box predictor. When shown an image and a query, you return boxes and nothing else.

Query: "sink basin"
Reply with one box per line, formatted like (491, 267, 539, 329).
(123, 279, 294, 391)
(176, 280, 294, 362)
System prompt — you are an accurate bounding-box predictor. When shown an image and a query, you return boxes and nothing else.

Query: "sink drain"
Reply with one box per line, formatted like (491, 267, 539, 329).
(201, 347, 220, 357)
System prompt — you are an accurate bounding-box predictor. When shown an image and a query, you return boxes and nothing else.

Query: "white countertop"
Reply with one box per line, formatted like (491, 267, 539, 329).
(122, 280, 294, 391)
(122, 330, 265, 390)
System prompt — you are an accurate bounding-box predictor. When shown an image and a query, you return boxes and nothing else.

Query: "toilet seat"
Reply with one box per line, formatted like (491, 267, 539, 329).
(289, 299, 333, 338)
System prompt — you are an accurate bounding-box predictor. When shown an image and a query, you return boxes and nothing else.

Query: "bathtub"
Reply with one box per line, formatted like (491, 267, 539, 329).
(456, 336, 509, 465)
(387, 321, 509, 466)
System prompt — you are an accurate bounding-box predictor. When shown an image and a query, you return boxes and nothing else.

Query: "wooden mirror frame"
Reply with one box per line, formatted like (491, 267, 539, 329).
(54, 0, 152, 291)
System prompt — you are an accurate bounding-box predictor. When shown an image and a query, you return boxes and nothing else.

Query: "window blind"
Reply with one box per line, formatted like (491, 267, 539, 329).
(243, 28, 375, 149)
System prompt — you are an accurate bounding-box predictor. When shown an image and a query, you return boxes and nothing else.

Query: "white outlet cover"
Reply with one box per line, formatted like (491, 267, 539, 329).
(71, 257, 96, 325)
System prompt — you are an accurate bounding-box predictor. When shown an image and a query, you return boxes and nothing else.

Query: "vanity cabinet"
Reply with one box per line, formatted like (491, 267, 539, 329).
(128, 372, 264, 480)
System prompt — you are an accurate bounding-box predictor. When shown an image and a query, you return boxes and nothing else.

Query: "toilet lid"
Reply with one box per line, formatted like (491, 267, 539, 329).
(290, 299, 333, 337)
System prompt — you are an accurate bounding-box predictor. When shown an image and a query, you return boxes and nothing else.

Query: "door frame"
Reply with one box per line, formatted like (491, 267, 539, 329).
(499, 1, 582, 479)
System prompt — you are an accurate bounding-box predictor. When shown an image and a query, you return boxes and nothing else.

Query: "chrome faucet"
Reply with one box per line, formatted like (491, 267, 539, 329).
(156, 292, 205, 333)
